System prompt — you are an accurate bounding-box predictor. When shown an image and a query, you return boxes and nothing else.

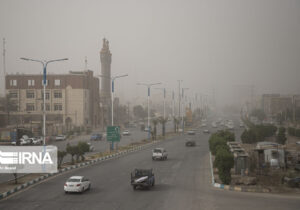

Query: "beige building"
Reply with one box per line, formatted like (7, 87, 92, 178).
(5, 70, 100, 134)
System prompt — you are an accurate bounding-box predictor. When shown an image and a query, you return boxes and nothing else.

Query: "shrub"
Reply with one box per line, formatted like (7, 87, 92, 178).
(295, 129, 300, 137)
(213, 146, 230, 168)
(288, 127, 295, 136)
(216, 130, 235, 142)
(277, 127, 287, 145)
(241, 129, 257, 144)
(216, 149, 234, 185)
(209, 136, 227, 155)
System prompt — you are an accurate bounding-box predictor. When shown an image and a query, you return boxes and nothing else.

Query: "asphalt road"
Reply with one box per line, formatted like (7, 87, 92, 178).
(0, 125, 299, 210)
(0, 122, 173, 183)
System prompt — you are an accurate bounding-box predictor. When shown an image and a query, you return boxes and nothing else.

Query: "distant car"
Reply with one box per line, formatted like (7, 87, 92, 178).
(87, 142, 94, 152)
(144, 127, 151, 132)
(131, 169, 155, 190)
(64, 176, 91, 193)
(185, 140, 196, 147)
(90, 133, 102, 141)
(187, 130, 196, 135)
(178, 128, 183, 132)
(201, 123, 207, 127)
(239, 123, 244, 127)
(55, 135, 66, 141)
(203, 129, 210, 134)
(152, 148, 168, 160)
(122, 130, 130, 136)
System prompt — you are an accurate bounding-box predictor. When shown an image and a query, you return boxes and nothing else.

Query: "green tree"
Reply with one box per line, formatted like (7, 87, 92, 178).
(250, 109, 266, 122)
(77, 141, 90, 161)
(151, 118, 159, 140)
(57, 150, 67, 169)
(158, 117, 168, 136)
(276, 127, 287, 145)
(66, 143, 77, 164)
(216, 149, 234, 185)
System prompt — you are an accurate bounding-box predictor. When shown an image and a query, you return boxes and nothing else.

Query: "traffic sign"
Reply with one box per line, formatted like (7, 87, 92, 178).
(106, 126, 121, 142)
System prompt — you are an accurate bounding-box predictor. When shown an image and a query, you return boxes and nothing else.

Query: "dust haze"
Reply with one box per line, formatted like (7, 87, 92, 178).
(0, 0, 299, 108)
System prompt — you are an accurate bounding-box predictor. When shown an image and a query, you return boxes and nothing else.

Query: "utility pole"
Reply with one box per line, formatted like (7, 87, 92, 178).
(2, 38, 6, 97)
(178, 80, 182, 118)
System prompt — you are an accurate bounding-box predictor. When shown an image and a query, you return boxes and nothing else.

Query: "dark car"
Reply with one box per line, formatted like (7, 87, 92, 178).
(90, 133, 102, 141)
(131, 169, 155, 190)
(185, 140, 196, 147)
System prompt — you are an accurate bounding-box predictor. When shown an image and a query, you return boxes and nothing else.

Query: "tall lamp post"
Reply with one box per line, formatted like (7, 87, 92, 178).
(20, 57, 68, 145)
(155, 87, 166, 119)
(137, 82, 161, 139)
(182, 87, 189, 134)
(98, 74, 128, 126)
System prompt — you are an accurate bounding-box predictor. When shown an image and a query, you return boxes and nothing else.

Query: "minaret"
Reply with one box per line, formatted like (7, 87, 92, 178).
(100, 38, 112, 102)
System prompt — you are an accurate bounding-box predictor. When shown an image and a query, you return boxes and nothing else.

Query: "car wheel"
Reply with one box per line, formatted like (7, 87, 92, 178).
(152, 180, 155, 186)
(133, 185, 137, 190)
(80, 187, 84, 193)
(65, 191, 68, 194)
(88, 184, 91, 190)
(152, 157, 155, 160)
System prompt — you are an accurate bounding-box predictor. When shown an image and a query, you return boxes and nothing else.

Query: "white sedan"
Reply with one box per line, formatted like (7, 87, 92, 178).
(64, 176, 91, 193)
(122, 130, 130, 136)
(56, 135, 66, 141)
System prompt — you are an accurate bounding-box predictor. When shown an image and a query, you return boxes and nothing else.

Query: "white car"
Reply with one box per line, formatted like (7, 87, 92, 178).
(11, 138, 29, 145)
(55, 135, 66, 141)
(64, 176, 91, 193)
(203, 129, 210, 134)
(187, 130, 196, 135)
(152, 148, 168, 160)
(122, 130, 130, 136)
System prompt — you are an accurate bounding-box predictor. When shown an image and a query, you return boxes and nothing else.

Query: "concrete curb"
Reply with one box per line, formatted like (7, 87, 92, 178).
(209, 152, 271, 193)
(0, 140, 161, 200)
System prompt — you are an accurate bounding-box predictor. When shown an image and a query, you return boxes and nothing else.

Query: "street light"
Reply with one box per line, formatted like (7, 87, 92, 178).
(182, 87, 189, 134)
(98, 74, 128, 126)
(20, 57, 68, 145)
(155, 87, 166, 119)
(137, 82, 161, 139)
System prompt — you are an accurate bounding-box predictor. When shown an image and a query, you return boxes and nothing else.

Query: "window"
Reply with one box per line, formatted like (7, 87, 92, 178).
(26, 91, 35, 98)
(9, 91, 18, 98)
(28, 79, 35, 86)
(26, 104, 35, 111)
(54, 104, 62, 111)
(54, 79, 61, 86)
(41, 103, 50, 111)
(41, 91, 50, 100)
(54, 91, 62, 98)
(10, 80, 17, 86)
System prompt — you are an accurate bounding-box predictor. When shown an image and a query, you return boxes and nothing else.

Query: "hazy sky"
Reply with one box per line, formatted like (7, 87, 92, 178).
(0, 0, 299, 106)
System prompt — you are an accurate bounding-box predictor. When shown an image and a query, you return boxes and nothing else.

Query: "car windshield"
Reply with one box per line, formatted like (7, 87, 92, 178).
(153, 149, 162, 153)
(134, 170, 151, 177)
(67, 178, 81, 182)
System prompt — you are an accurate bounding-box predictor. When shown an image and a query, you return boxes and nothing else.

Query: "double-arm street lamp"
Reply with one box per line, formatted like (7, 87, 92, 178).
(20, 57, 68, 145)
(98, 74, 128, 126)
(137, 82, 161, 139)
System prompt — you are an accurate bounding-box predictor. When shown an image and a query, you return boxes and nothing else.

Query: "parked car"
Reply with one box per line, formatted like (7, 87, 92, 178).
(90, 133, 102, 141)
(131, 169, 155, 190)
(11, 138, 29, 145)
(55, 135, 66, 141)
(203, 129, 210, 134)
(185, 140, 196, 147)
(64, 176, 91, 193)
(152, 148, 168, 160)
(122, 130, 130, 136)
(187, 130, 195, 135)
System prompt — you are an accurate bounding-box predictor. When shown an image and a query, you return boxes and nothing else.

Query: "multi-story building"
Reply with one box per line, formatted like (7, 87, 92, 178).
(5, 70, 100, 134)
(261, 94, 300, 119)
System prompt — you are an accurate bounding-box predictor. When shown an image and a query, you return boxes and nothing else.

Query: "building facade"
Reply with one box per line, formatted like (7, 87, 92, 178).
(261, 94, 300, 119)
(5, 70, 100, 134)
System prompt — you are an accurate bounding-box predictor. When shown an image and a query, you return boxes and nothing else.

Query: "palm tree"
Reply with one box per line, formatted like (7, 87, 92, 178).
(151, 118, 159, 140)
(159, 116, 168, 136)
(173, 117, 179, 133)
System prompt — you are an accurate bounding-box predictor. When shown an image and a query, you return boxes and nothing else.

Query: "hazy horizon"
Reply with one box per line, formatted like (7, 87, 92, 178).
(1, 0, 299, 107)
